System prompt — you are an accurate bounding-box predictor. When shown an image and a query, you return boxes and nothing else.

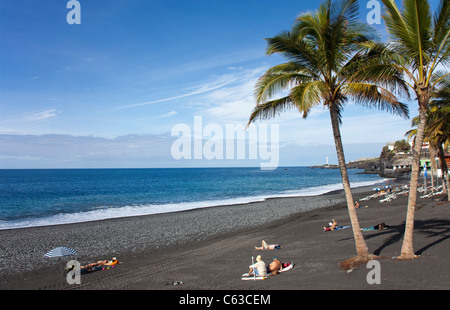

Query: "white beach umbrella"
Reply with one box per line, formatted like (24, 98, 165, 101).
(44, 246, 77, 258)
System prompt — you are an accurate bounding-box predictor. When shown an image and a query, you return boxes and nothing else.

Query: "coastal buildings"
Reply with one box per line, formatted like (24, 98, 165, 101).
(385, 141, 449, 178)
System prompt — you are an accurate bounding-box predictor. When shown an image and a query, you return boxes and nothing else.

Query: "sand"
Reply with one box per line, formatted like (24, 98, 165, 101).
(1, 182, 449, 291)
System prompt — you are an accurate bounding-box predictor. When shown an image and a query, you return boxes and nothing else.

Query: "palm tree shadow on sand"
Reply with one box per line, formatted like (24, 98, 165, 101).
(365, 219, 450, 256)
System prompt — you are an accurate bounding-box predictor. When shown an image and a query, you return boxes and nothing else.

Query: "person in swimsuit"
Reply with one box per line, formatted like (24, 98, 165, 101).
(255, 240, 281, 250)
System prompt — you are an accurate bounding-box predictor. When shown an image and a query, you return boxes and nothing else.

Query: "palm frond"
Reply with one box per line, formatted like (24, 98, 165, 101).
(343, 83, 409, 118)
(433, 0, 450, 43)
(289, 80, 328, 118)
(247, 96, 296, 127)
(254, 72, 311, 103)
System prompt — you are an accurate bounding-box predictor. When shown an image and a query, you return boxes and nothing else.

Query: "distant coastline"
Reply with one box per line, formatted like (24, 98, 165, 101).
(311, 157, 380, 174)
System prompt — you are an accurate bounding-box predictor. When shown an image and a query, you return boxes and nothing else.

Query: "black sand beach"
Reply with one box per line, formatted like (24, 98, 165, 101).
(1, 182, 449, 291)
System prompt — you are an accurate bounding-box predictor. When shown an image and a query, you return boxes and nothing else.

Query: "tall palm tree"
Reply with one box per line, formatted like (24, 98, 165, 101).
(376, 0, 450, 260)
(427, 78, 450, 199)
(405, 100, 450, 199)
(247, 0, 409, 261)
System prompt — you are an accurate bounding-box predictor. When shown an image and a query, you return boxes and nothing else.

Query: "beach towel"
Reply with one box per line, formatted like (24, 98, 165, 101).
(279, 262, 294, 273)
(361, 226, 376, 232)
(361, 223, 389, 232)
(80, 265, 117, 274)
(241, 275, 267, 280)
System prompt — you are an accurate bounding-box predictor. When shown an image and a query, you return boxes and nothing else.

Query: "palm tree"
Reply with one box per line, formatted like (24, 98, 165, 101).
(427, 78, 450, 199)
(405, 98, 450, 199)
(247, 0, 409, 262)
(376, 0, 450, 260)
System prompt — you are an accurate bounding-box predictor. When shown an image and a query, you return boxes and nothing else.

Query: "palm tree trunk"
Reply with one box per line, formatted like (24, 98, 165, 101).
(436, 136, 450, 200)
(398, 102, 428, 260)
(329, 104, 369, 257)
(429, 143, 438, 191)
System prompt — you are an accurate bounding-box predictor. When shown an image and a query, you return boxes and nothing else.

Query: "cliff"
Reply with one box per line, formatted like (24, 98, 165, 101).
(311, 157, 380, 173)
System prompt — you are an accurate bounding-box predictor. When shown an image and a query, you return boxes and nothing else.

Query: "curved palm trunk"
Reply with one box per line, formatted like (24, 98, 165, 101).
(429, 143, 437, 191)
(436, 136, 450, 200)
(329, 104, 369, 257)
(398, 103, 428, 259)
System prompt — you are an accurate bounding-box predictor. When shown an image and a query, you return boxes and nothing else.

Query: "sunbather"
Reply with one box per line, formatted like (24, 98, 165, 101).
(243, 255, 267, 277)
(266, 256, 281, 275)
(361, 223, 389, 232)
(254, 240, 281, 250)
(81, 257, 119, 271)
(323, 218, 338, 231)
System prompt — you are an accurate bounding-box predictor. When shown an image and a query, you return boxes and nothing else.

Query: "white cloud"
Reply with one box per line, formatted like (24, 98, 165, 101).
(161, 110, 177, 117)
(0, 133, 176, 168)
(114, 74, 239, 110)
(199, 66, 268, 124)
(0, 108, 61, 135)
(24, 109, 59, 121)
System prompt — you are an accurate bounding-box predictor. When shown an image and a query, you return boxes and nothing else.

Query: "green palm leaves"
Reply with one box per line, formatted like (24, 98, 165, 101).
(247, 0, 449, 261)
(248, 0, 409, 128)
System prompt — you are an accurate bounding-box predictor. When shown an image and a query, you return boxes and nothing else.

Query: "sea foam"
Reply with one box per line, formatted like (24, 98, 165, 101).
(0, 179, 382, 230)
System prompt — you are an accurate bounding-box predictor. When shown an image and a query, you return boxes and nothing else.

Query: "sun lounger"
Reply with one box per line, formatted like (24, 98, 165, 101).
(420, 190, 444, 199)
(360, 193, 378, 201)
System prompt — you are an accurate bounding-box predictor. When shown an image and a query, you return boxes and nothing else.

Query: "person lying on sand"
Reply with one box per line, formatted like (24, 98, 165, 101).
(323, 218, 338, 231)
(254, 240, 282, 250)
(361, 223, 390, 232)
(81, 257, 119, 270)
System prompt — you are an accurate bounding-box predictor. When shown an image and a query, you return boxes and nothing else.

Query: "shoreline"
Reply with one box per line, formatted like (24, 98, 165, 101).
(0, 187, 354, 276)
(0, 177, 386, 231)
(2, 178, 449, 290)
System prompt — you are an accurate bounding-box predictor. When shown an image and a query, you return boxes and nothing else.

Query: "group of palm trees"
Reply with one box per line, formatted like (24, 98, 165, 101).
(247, 0, 449, 263)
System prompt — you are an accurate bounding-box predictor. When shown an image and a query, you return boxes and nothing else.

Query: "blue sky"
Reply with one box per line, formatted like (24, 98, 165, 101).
(0, 0, 426, 168)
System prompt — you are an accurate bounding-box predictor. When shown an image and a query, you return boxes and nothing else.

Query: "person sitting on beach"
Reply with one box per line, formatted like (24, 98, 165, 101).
(323, 218, 338, 231)
(361, 223, 390, 232)
(266, 256, 281, 276)
(245, 255, 267, 277)
(81, 257, 119, 270)
(355, 201, 360, 208)
(255, 240, 281, 250)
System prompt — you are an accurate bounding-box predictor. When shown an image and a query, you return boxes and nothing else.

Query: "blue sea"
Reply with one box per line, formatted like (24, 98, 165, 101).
(0, 167, 384, 230)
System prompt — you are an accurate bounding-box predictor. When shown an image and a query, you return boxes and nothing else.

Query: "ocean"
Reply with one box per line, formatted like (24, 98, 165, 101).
(0, 167, 384, 230)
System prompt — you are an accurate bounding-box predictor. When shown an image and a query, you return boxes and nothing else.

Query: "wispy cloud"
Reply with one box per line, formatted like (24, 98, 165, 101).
(161, 110, 177, 117)
(0, 108, 61, 135)
(200, 66, 268, 123)
(0, 133, 176, 168)
(114, 74, 238, 110)
(24, 109, 59, 121)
